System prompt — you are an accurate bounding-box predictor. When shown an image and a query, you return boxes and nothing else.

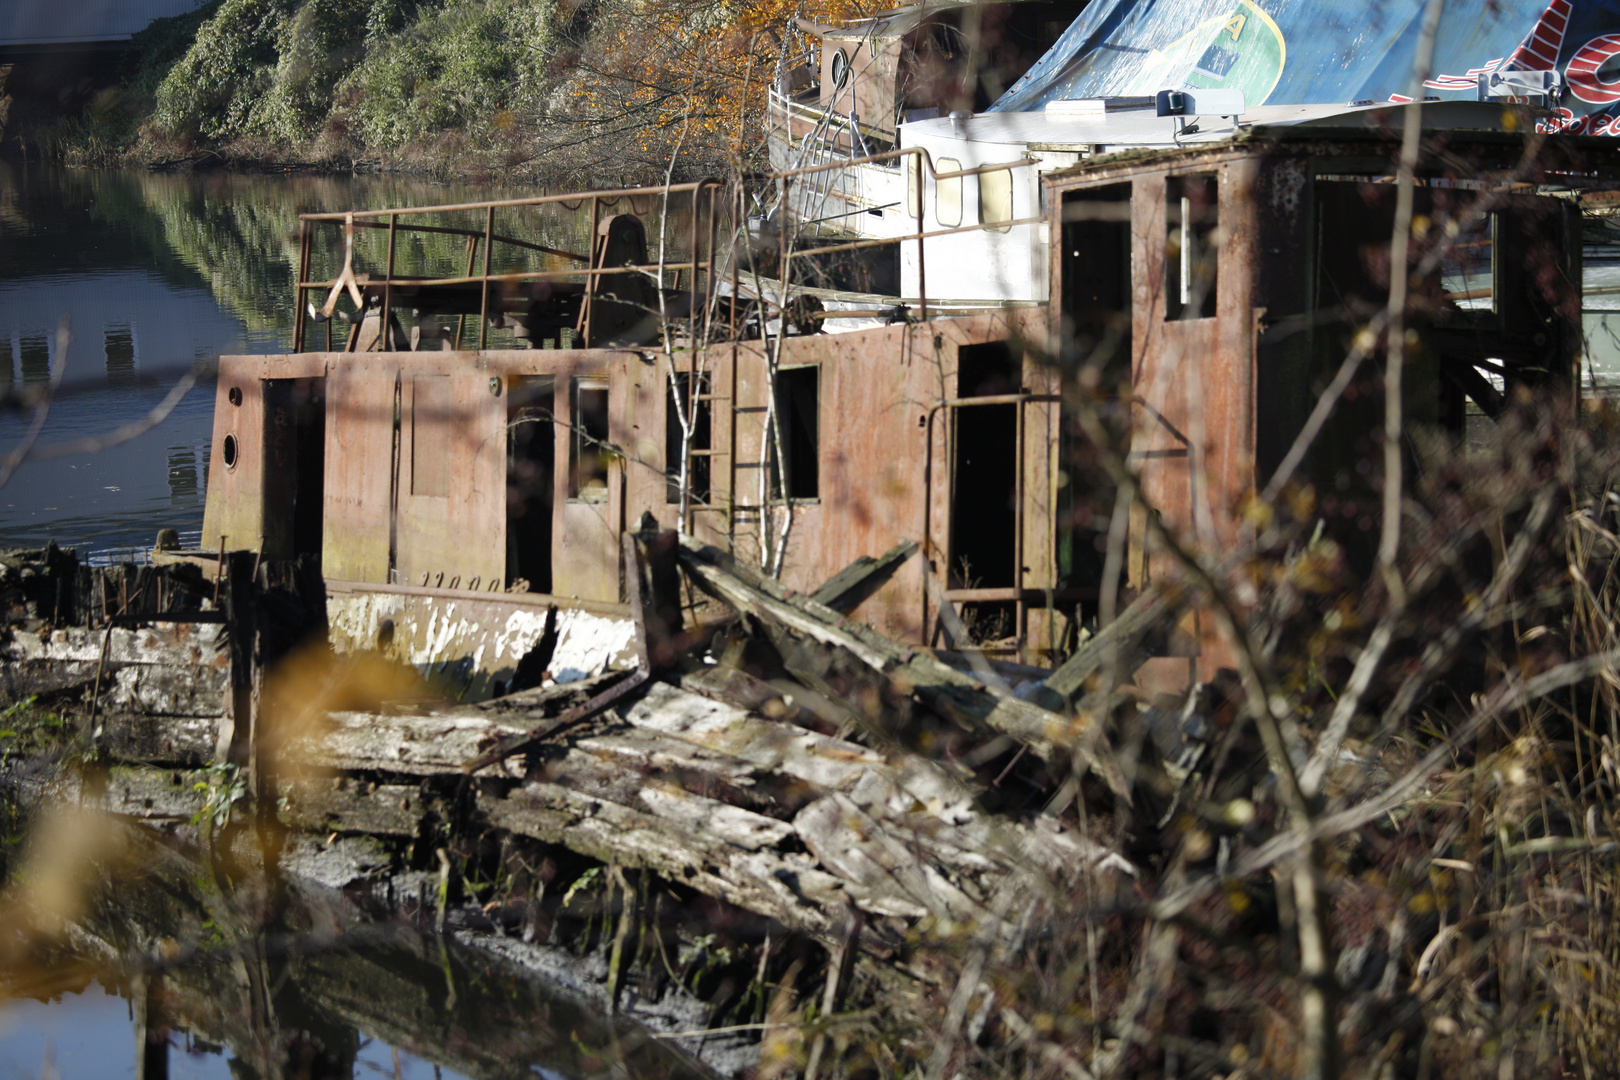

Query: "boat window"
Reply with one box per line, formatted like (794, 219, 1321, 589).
(936, 157, 963, 228)
(569, 377, 611, 502)
(1165, 174, 1219, 320)
(411, 376, 451, 497)
(770, 365, 819, 500)
(666, 371, 712, 504)
(830, 47, 850, 90)
(979, 168, 1013, 232)
(1440, 213, 1496, 313)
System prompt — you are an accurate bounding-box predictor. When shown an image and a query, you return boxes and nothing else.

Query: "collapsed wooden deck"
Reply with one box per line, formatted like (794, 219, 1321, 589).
(1, 533, 1153, 1034)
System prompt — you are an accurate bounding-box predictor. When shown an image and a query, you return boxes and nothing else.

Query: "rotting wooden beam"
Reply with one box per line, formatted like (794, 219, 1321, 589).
(1033, 591, 1174, 711)
(674, 536, 1130, 798)
(809, 540, 918, 615)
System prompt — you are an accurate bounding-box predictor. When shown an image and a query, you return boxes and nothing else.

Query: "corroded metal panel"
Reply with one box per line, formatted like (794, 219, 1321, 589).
(394, 364, 506, 591)
(200, 357, 267, 555)
(727, 311, 1047, 647)
(323, 358, 397, 583)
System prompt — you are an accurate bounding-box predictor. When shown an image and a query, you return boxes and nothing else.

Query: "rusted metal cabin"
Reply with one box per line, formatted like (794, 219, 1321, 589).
(200, 110, 1606, 689)
(1045, 115, 1592, 679)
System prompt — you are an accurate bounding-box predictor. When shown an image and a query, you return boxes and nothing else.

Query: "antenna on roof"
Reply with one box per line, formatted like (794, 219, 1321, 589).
(1156, 88, 1247, 139)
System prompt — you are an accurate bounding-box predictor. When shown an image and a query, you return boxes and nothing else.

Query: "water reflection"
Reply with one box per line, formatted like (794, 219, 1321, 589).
(0, 799, 708, 1080)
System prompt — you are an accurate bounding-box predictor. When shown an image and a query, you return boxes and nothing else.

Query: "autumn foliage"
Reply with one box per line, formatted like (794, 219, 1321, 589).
(549, 0, 883, 180)
(40, 0, 898, 182)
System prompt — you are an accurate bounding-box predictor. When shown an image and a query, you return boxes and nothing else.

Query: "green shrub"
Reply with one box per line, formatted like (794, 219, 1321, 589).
(152, 0, 297, 139)
(336, 0, 556, 148)
(144, 0, 555, 149)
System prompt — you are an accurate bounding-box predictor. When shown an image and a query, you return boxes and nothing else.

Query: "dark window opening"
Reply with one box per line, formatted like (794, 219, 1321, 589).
(666, 371, 712, 504)
(1166, 174, 1219, 320)
(1057, 183, 1132, 599)
(1061, 183, 1133, 368)
(507, 376, 555, 593)
(570, 378, 610, 501)
(770, 365, 819, 500)
(957, 340, 1021, 398)
(411, 376, 451, 497)
(949, 401, 1017, 590)
(261, 378, 326, 561)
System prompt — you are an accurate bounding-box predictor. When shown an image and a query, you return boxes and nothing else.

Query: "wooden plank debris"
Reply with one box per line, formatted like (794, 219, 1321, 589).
(809, 540, 918, 614)
(674, 536, 1129, 797)
(1033, 590, 1174, 710)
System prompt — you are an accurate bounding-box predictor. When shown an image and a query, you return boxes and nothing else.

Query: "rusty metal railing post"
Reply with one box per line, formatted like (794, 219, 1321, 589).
(689, 184, 701, 342)
(454, 233, 477, 350)
(779, 175, 793, 326)
(729, 184, 741, 339)
(294, 218, 311, 352)
(479, 205, 494, 350)
(382, 212, 397, 352)
(916, 150, 928, 322)
(704, 180, 720, 346)
(1014, 396, 1026, 664)
(324, 221, 333, 350)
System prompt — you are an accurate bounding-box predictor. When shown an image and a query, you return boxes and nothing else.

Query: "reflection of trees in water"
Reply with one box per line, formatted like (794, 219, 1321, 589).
(0, 801, 707, 1080)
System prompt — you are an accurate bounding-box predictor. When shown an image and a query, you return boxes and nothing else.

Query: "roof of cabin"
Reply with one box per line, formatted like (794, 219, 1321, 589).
(900, 99, 1528, 152)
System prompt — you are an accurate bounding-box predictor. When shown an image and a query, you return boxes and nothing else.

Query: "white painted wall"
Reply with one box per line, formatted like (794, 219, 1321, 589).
(897, 120, 1077, 303)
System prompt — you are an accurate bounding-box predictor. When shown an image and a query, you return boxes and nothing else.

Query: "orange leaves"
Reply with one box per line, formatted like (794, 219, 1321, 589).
(563, 0, 902, 168)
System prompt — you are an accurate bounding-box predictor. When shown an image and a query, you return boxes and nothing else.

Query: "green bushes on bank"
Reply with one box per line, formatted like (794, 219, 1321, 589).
(136, 0, 553, 150)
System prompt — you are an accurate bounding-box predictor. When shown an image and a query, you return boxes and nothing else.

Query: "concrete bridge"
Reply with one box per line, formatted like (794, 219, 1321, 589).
(2, 0, 204, 57)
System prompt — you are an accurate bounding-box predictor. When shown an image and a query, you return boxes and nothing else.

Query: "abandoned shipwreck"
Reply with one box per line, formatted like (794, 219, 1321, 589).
(198, 99, 1590, 688)
(4, 86, 1618, 1074)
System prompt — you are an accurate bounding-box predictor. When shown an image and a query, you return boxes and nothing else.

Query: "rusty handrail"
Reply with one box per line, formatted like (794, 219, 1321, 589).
(298, 180, 720, 222)
(921, 393, 1064, 653)
(291, 148, 1046, 350)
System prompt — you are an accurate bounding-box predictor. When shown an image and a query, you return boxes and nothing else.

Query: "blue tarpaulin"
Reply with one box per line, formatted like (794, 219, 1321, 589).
(990, 0, 1620, 134)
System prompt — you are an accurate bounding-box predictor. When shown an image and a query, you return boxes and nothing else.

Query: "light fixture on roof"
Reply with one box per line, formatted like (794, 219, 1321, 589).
(1477, 69, 1561, 106)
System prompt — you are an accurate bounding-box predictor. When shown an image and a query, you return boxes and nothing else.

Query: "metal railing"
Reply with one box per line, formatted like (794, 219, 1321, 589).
(291, 145, 1045, 352)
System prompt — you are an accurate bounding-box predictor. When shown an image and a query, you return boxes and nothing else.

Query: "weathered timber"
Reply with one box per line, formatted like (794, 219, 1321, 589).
(291, 671, 629, 778)
(280, 776, 427, 837)
(1033, 591, 1175, 710)
(288, 671, 1133, 943)
(482, 778, 847, 938)
(809, 540, 919, 615)
(0, 622, 228, 763)
(675, 537, 1129, 797)
(624, 681, 1134, 884)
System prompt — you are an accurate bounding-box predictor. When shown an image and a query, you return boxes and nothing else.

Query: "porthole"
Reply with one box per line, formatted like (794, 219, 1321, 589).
(228, 386, 243, 406)
(222, 434, 239, 470)
(831, 48, 850, 90)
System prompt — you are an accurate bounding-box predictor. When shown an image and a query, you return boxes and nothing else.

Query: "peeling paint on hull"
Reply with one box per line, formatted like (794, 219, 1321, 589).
(325, 582, 636, 700)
